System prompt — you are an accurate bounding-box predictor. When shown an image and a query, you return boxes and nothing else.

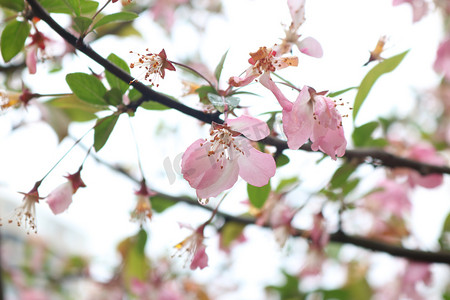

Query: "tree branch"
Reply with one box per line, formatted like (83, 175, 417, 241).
(76, 138, 450, 264)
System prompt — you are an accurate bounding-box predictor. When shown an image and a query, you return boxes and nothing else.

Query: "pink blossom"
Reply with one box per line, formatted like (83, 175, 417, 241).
(129, 49, 176, 86)
(46, 168, 86, 215)
(130, 180, 156, 226)
(405, 144, 446, 188)
(174, 223, 208, 270)
(434, 37, 450, 81)
(181, 115, 276, 199)
(3, 182, 42, 234)
(276, 0, 323, 57)
(268, 84, 346, 159)
(25, 30, 50, 74)
(365, 179, 411, 217)
(401, 261, 432, 300)
(150, 0, 188, 31)
(228, 46, 298, 88)
(392, 0, 429, 23)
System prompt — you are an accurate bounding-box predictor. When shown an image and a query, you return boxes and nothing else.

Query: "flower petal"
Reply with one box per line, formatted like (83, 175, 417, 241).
(237, 138, 276, 186)
(259, 72, 293, 110)
(228, 115, 270, 141)
(297, 36, 323, 58)
(190, 244, 208, 270)
(46, 182, 73, 214)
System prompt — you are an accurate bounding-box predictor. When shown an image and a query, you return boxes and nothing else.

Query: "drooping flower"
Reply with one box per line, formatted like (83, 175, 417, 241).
(181, 115, 276, 199)
(392, 0, 429, 23)
(266, 83, 346, 159)
(275, 0, 323, 57)
(433, 37, 450, 81)
(46, 168, 86, 215)
(401, 261, 432, 300)
(228, 46, 298, 88)
(5, 182, 42, 234)
(174, 223, 208, 270)
(0, 88, 37, 111)
(130, 180, 156, 226)
(364, 36, 388, 66)
(26, 30, 51, 74)
(129, 49, 176, 86)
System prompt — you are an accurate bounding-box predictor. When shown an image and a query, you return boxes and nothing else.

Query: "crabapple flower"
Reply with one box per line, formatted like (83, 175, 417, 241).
(364, 179, 411, 217)
(129, 49, 176, 86)
(181, 115, 276, 199)
(268, 84, 346, 159)
(401, 261, 432, 300)
(433, 37, 450, 81)
(174, 223, 208, 270)
(228, 46, 298, 88)
(130, 181, 156, 226)
(46, 169, 85, 215)
(392, 0, 429, 23)
(364, 36, 388, 66)
(404, 144, 446, 188)
(3, 182, 42, 234)
(276, 0, 323, 57)
(26, 30, 50, 74)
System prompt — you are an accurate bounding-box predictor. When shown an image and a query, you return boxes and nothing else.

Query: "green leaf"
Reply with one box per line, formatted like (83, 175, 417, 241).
(276, 177, 300, 193)
(38, 0, 98, 14)
(66, 73, 107, 105)
(214, 49, 229, 82)
(220, 222, 245, 250)
(329, 163, 357, 189)
(1, 21, 31, 62)
(327, 86, 358, 98)
(208, 93, 240, 112)
(439, 212, 450, 251)
(46, 95, 102, 122)
(94, 114, 119, 152)
(276, 153, 290, 168)
(247, 182, 271, 209)
(151, 195, 176, 213)
(106, 53, 130, 94)
(196, 85, 217, 103)
(342, 178, 360, 196)
(0, 0, 24, 11)
(104, 88, 123, 106)
(141, 101, 170, 110)
(266, 270, 305, 300)
(93, 12, 139, 29)
(64, 0, 81, 15)
(353, 50, 409, 121)
(122, 230, 149, 285)
(73, 16, 92, 33)
(352, 121, 379, 147)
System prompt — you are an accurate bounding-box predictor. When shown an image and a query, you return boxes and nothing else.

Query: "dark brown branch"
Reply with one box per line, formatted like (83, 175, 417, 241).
(26, 0, 450, 177)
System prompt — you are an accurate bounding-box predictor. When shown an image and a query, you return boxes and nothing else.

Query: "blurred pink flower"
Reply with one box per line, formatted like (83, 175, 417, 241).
(150, 0, 188, 31)
(393, 0, 429, 22)
(46, 168, 86, 214)
(404, 144, 446, 188)
(401, 261, 432, 300)
(269, 85, 346, 159)
(434, 37, 450, 81)
(174, 223, 208, 270)
(365, 179, 411, 217)
(181, 115, 276, 199)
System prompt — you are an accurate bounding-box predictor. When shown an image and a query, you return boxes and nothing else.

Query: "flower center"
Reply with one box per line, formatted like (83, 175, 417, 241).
(129, 49, 164, 85)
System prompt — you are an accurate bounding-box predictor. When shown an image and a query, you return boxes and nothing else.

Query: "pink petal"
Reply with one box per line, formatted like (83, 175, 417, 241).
(237, 138, 276, 187)
(259, 72, 293, 110)
(190, 244, 208, 270)
(195, 158, 240, 199)
(46, 182, 73, 214)
(297, 36, 323, 58)
(228, 115, 270, 141)
(282, 87, 314, 149)
(228, 67, 259, 87)
(26, 46, 37, 74)
(287, 0, 306, 29)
